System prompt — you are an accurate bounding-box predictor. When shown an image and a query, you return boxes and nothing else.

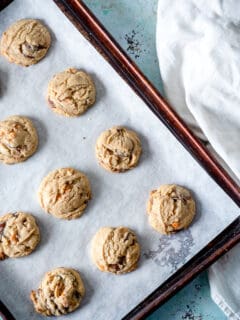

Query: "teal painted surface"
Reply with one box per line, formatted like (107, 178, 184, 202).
(148, 273, 226, 320)
(85, 0, 163, 94)
(84, 1, 227, 319)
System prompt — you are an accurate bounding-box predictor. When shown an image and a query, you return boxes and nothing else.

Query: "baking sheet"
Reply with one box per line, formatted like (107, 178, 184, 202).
(0, 1, 239, 319)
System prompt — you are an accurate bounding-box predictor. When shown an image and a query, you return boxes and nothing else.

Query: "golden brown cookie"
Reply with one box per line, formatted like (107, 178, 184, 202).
(0, 212, 40, 260)
(0, 115, 38, 164)
(91, 226, 140, 274)
(38, 167, 91, 220)
(147, 184, 196, 235)
(47, 68, 96, 117)
(30, 267, 85, 316)
(0, 19, 51, 66)
(95, 126, 142, 173)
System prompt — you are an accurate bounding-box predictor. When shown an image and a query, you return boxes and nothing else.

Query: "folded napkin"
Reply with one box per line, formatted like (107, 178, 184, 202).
(156, 1, 240, 318)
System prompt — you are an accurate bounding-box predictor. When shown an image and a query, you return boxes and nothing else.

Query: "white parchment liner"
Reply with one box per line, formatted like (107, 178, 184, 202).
(0, 1, 239, 319)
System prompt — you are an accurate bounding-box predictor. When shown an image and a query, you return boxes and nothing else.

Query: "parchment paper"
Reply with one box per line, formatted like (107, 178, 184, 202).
(0, 1, 239, 319)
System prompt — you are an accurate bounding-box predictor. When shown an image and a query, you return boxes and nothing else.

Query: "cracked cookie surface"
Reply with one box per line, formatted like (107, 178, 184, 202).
(147, 184, 196, 235)
(0, 115, 38, 164)
(30, 267, 85, 316)
(38, 167, 91, 220)
(95, 126, 142, 173)
(0, 19, 51, 66)
(91, 226, 140, 274)
(47, 68, 96, 117)
(0, 212, 40, 260)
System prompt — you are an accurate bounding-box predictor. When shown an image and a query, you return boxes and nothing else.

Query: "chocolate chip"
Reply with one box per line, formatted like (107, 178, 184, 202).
(118, 256, 126, 265)
(73, 291, 80, 299)
(21, 42, 46, 58)
(0, 222, 6, 236)
(109, 263, 120, 271)
(172, 196, 189, 204)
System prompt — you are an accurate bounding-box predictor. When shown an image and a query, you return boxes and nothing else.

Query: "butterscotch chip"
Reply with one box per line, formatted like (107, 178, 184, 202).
(38, 167, 91, 220)
(47, 68, 96, 117)
(30, 267, 85, 316)
(91, 226, 140, 274)
(0, 115, 38, 164)
(147, 184, 196, 235)
(0, 19, 51, 66)
(0, 212, 40, 260)
(95, 126, 142, 173)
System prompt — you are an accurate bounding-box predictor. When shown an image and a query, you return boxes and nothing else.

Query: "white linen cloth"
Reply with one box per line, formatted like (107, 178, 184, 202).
(156, 1, 240, 319)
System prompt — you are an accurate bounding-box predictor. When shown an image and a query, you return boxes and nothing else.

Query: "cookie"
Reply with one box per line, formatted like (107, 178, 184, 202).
(95, 126, 142, 173)
(30, 267, 85, 316)
(91, 226, 140, 274)
(0, 212, 40, 260)
(0, 19, 51, 67)
(38, 167, 91, 220)
(47, 68, 96, 117)
(0, 115, 38, 164)
(147, 184, 196, 235)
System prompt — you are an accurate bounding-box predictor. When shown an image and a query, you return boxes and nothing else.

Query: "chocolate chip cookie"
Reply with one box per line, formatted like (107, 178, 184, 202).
(0, 212, 40, 260)
(38, 167, 91, 220)
(0, 19, 51, 66)
(30, 267, 85, 316)
(147, 184, 196, 234)
(95, 126, 142, 173)
(91, 226, 140, 274)
(47, 68, 96, 117)
(0, 115, 38, 164)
